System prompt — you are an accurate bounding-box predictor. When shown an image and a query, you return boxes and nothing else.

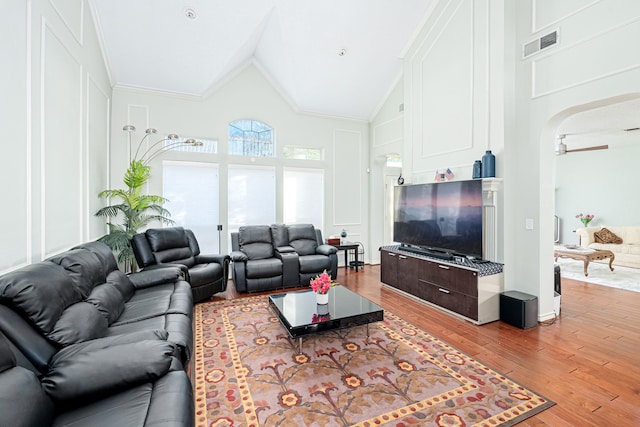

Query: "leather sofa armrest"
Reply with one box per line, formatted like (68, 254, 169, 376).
(230, 251, 248, 262)
(128, 266, 184, 288)
(195, 253, 231, 266)
(274, 249, 299, 287)
(43, 340, 175, 405)
(144, 370, 194, 426)
(316, 244, 338, 256)
(275, 246, 296, 254)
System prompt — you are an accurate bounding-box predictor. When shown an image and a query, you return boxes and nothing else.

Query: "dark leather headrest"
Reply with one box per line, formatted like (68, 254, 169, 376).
(270, 224, 288, 247)
(146, 227, 188, 252)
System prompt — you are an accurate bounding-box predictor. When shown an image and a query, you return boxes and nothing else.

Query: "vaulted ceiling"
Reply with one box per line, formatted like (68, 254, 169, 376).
(90, 0, 435, 121)
(89, 1, 640, 141)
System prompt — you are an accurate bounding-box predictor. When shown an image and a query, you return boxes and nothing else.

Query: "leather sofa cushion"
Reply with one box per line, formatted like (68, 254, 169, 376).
(239, 226, 274, 260)
(247, 276, 283, 292)
(113, 283, 192, 325)
(0, 263, 83, 334)
(53, 371, 193, 427)
(42, 340, 174, 405)
(47, 249, 106, 298)
(288, 225, 318, 256)
(146, 227, 189, 252)
(107, 313, 193, 359)
(74, 241, 120, 278)
(154, 248, 196, 267)
(47, 302, 108, 346)
(188, 263, 223, 287)
(0, 333, 55, 426)
(246, 259, 283, 279)
(85, 271, 135, 325)
(145, 228, 198, 267)
(0, 367, 54, 427)
(0, 332, 14, 374)
(299, 254, 331, 273)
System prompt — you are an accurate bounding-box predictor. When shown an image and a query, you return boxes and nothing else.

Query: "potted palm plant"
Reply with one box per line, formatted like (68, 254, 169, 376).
(95, 159, 173, 272)
(95, 126, 202, 272)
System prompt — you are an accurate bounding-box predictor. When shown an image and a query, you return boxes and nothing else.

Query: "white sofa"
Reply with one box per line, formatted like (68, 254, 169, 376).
(576, 226, 640, 269)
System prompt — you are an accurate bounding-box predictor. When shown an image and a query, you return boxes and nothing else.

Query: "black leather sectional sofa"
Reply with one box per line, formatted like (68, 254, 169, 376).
(230, 223, 338, 293)
(0, 241, 194, 426)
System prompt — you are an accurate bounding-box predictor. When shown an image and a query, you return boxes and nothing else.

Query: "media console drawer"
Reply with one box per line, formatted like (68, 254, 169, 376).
(423, 261, 478, 297)
(420, 281, 478, 320)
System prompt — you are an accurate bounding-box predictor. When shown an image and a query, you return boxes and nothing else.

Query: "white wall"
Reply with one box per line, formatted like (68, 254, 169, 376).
(403, 0, 506, 185)
(110, 63, 370, 260)
(0, 0, 111, 273)
(510, 0, 640, 318)
(369, 78, 404, 263)
(370, 0, 640, 320)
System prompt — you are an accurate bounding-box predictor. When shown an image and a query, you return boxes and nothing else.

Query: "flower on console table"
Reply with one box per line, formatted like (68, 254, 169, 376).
(310, 270, 336, 294)
(575, 213, 594, 226)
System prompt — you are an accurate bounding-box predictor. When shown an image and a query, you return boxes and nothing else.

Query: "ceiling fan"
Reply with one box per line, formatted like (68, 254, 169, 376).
(555, 134, 608, 155)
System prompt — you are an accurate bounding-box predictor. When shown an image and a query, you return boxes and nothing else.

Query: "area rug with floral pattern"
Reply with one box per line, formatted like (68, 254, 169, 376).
(193, 296, 554, 426)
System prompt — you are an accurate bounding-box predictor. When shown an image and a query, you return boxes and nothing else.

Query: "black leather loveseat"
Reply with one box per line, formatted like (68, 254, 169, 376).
(132, 227, 231, 303)
(230, 224, 337, 293)
(0, 241, 194, 426)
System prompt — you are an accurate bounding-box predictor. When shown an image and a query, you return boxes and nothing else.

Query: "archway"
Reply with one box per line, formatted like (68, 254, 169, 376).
(539, 93, 640, 311)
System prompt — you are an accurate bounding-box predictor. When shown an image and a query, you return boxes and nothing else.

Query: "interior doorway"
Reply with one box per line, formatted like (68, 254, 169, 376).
(383, 168, 402, 246)
(552, 96, 640, 245)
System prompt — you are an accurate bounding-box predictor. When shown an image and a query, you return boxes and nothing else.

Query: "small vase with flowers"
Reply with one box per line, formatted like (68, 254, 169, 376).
(310, 270, 336, 305)
(576, 213, 594, 227)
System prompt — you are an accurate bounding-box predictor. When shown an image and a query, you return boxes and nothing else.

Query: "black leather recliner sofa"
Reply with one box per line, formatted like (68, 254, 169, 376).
(131, 226, 231, 303)
(230, 224, 337, 293)
(0, 329, 193, 426)
(0, 240, 194, 426)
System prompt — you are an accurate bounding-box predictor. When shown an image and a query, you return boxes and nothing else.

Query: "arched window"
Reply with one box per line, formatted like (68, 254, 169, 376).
(228, 119, 274, 157)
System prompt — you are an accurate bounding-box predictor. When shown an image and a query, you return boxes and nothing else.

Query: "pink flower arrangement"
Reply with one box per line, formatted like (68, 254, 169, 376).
(311, 313, 331, 323)
(310, 270, 336, 295)
(576, 213, 594, 226)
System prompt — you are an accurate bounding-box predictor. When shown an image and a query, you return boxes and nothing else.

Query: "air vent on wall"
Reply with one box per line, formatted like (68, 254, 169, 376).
(523, 29, 559, 58)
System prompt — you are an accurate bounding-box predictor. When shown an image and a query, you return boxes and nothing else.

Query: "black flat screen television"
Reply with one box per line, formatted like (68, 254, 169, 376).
(393, 179, 483, 259)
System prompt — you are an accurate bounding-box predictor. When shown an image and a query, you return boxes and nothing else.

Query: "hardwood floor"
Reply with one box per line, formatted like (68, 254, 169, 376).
(214, 264, 640, 426)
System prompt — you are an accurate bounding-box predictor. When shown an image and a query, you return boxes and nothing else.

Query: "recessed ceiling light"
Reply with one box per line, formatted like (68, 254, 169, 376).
(184, 8, 197, 20)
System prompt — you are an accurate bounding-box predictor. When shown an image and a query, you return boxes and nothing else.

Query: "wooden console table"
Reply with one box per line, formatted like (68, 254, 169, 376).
(554, 247, 615, 277)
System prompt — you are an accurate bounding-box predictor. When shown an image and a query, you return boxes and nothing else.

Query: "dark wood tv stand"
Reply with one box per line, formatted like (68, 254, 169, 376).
(379, 245, 504, 325)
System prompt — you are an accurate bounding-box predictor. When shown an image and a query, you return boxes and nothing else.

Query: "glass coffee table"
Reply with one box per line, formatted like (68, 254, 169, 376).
(268, 285, 384, 353)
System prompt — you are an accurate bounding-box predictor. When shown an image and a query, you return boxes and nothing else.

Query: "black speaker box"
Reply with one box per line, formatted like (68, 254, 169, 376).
(500, 291, 538, 329)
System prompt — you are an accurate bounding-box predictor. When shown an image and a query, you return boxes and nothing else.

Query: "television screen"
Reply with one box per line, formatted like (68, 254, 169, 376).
(393, 180, 483, 258)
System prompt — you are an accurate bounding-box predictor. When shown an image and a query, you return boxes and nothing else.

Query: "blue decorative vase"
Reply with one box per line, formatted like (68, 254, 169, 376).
(472, 160, 482, 179)
(481, 150, 495, 178)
